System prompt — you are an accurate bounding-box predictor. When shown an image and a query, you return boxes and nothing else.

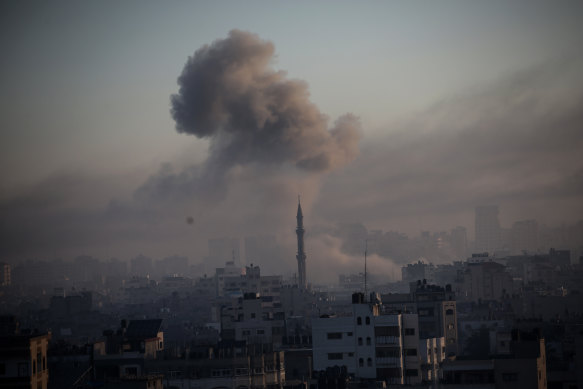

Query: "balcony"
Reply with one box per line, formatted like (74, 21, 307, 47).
(375, 357, 402, 367)
(375, 336, 400, 346)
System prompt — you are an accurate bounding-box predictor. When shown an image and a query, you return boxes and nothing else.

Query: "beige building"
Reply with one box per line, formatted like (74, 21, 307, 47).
(0, 332, 51, 389)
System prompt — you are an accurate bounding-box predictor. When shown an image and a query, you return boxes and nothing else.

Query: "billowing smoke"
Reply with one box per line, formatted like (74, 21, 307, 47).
(168, 29, 360, 199)
(306, 233, 401, 284)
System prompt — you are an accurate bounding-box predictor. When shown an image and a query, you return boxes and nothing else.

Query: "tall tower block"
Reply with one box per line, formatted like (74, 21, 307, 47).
(475, 205, 501, 254)
(296, 198, 307, 290)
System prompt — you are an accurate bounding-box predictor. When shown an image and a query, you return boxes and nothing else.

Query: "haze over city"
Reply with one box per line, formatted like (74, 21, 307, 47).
(1, 1, 583, 280)
(2, 2, 583, 389)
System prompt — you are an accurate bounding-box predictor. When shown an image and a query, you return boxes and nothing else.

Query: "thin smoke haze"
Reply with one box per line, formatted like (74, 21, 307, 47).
(0, 30, 581, 283)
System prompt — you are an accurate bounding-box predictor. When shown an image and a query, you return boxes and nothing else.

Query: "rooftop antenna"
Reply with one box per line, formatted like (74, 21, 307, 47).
(364, 239, 368, 301)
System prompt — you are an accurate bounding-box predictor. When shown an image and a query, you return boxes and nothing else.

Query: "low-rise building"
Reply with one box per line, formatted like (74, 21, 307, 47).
(441, 330, 547, 389)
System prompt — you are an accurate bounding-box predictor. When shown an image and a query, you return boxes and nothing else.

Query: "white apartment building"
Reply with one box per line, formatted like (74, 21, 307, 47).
(312, 293, 438, 385)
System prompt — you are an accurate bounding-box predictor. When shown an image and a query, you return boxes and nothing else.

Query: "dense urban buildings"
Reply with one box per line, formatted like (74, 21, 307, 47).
(1, 204, 582, 388)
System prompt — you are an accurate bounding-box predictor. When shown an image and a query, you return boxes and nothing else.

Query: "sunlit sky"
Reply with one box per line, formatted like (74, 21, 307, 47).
(2, 1, 582, 190)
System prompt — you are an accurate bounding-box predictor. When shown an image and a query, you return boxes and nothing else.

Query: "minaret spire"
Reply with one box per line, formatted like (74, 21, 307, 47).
(296, 196, 307, 290)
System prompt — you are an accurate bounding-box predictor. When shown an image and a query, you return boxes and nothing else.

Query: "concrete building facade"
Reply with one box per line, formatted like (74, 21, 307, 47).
(312, 293, 430, 385)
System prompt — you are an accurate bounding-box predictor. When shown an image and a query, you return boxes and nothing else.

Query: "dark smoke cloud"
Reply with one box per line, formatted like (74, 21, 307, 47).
(166, 30, 360, 199)
(0, 31, 362, 270)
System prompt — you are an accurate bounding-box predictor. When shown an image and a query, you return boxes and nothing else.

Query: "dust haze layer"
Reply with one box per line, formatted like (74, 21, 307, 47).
(317, 56, 583, 235)
(0, 30, 364, 281)
(1, 34, 582, 284)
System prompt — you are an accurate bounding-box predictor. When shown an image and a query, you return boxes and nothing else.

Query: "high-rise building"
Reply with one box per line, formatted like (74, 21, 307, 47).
(450, 226, 468, 259)
(0, 263, 10, 286)
(296, 199, 307, 290)
(475, 205, 501, 254)
(130, 254, 153, 277)
(511, 220, 538, 254)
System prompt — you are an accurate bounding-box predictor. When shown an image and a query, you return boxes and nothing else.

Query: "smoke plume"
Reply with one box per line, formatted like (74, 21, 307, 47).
(167, 30, 360, 200)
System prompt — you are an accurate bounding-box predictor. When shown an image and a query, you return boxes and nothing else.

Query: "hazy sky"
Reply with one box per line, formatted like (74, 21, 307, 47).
(1, 1, 582, 276)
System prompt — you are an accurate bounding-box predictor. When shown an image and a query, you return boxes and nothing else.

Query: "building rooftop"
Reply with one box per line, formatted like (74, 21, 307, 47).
(126, 319, 162, 339)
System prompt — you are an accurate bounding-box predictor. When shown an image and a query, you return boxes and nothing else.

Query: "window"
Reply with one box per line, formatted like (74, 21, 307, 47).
(406, 369, 418, 377)
(366, 337, 371, 346)
(251, 313, 256, 319)
(365, 317, 371, 325)
(405, 348, 417, 356)
(358, 337, 363, 346)
(257, 329, 265, 335)
(18, 363, 29, 377)
(447, 323, 454, 330)
(503, 373, 518, 382)
(367, 358, 372, 367)
(347, 332, 353, 336)
(446, 309, 454, 315)
(357, 317, 362, 325)
(125, 367, 138, 376)
(348, 352, 354, 357)
(327, 332, 342, 340)
(359, 358, 364, 367)
(404, 328, 415, 336)
(242, 330, 251, 336)
(33, 361, 36, 375)
(328, 353, 343, 360)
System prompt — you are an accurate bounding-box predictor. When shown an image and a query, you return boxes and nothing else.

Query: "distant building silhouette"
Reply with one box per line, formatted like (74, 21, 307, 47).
(511, 219, 538, 254)
(451, 226, 468, 259)
(0, 263, 10, 287)
(475, 205, 501, 254)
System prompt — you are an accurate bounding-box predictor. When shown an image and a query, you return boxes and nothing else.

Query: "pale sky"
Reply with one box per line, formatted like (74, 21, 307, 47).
(1, 1, 582, 266)
(2, 1, 582, 189)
